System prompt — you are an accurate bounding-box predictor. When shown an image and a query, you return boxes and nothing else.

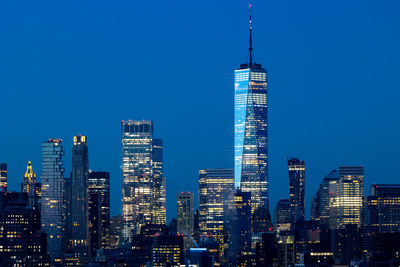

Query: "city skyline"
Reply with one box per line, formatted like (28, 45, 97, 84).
(1, 0, 400, 223)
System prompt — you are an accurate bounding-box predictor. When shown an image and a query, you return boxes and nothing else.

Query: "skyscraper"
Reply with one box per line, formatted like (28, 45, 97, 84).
(152, 138, 166, 225)
(338, 166, 364, 228)
(199, 168, 234, 265)
(274, 199, 291, 234)
(177, 192, 194, 237)
(235, 4, 268, 213)
(288, 158, 305, 227)
(21, 160, 41, 208)
(88, 171, 111, 251)
(310, 170, 339, 227)
(0, 163, 6, 192)
(71, 135, 89, 256)
(370, 184, 400, 233)
(41, 138, 64, 261)
(121, 120, 165, 242)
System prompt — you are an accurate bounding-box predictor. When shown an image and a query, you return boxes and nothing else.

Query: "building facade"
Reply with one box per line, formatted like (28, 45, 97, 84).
(41, 138, 65, 261)
(234, 6, 268, 213)
(288, 158, 306, 227)
(121, 120, 166, 242)
(177, 192, 194, 236)
(199, 168, 234, 264)
(71, 135, 89, 256)
(370, 184, 400, 233)
(88, 171, 111, 251)
(21, 160, 41, 209)
(274, 199, 291, 234)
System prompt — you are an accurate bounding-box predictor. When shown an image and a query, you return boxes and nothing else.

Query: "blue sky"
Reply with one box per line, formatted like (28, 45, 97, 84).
(1, 0, 400, 221)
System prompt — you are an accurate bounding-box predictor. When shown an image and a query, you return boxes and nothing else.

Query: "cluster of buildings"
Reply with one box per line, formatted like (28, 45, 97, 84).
(1, 5, 400, 267)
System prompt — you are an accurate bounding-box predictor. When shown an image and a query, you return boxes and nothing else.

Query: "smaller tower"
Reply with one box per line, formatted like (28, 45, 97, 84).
(21, 161, 41, 209)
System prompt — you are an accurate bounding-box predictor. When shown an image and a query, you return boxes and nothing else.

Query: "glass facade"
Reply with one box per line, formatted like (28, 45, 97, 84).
(199, 168, 234, 265)
(370, 184, 400, 233)
(288, 158, 306, 227)
(235, 65, 268, 213)
(274, 198, 291, 233)
(177, 192, 194, 236)
(88, 171, 110, 250)
(41, 138, 64, 261)
(121, 120, 166, 242)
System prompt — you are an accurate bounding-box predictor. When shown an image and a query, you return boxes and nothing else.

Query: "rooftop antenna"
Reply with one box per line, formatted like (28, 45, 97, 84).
(248, 3, 254, 67)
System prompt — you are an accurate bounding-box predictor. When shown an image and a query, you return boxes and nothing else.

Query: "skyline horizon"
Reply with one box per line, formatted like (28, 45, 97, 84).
(1, 0, 400, 222)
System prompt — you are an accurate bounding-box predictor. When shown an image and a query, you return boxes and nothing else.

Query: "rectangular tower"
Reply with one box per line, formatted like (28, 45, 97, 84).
(288, 158, 306, 227)
(177, 192, 194, 236)
(337, 166, 364, 228)
(41, 138, 64, 261)
(370, 184, 400, 232)
(71, 135, 89, 256)
(88, 171, 111, 251)
(199, 168, 234, 265)
(122, 120, 163, 242)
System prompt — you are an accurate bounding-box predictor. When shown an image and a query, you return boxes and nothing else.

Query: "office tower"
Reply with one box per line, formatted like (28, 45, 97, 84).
(0, 192, 50, 266)
(121, 120, 165, 242)
(362, 195, 379, 261)
(71, 135, 89, 256)
(288, 158, 305, 227)
(0, 163, 6, 192)
(21, 160, 41, 208)
(152, 138, 166, 225)
(310, 170, 339, 227)
(88, 171, 110, 251)
(223, 189, 252, 267)
(235, 4, 268, 213)
(370, 184, 400, 232)
(41, 138, 64, 261)
(177, 192, 194, 236)
(152, 235, 184, 267)
(337, 166, 364, 228)
(199, 168, 234, 265)
(274, 199, 291, 233)
(277, 235, 295, 267)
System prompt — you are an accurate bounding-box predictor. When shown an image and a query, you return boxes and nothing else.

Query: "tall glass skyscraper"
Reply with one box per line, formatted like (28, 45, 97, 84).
(121, 120, 166, 242)
(288, 157, 306, 227)
(41, 139, 64, 261)
(235, 5, 268, 213)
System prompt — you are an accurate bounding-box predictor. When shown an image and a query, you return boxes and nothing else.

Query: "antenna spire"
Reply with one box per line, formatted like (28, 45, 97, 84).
(248, 3, 254, 67)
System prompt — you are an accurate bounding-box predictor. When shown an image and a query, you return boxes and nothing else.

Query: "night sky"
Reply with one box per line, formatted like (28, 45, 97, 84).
(1, 0, 400, 221)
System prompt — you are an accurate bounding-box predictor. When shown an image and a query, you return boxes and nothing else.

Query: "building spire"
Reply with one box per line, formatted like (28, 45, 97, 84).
(248, 3, 254, 67)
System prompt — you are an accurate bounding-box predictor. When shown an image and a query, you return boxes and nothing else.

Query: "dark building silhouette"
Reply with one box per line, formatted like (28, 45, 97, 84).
(88, 171, 110, 253)
(288, 158, 305, 229)
(0, 192, 49, 266)
(274, 198, 291, 234)
(71, 135, 89, 259)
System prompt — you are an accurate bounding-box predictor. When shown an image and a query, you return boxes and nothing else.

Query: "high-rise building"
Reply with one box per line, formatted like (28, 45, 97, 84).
(199, 168, 234, 265)
(152, 138, 166, 225)
(274, 199, 291, 234)
(310, 170, 339, 227)
(121, 120, 166, 241)
(370, 184, 400, 233)
(63, 176, 73, 252)
(0, 192, 50, 266)
(21, 160, 41, 208)
(41, 138, 65, 261)
(177, 192, 194, 236)
(235, 4, 268, 213)
(0, 163, 6, 192)
(288, 158, 305, 227)
(71, 135, 89, 256)
(338, 166, 364, 228)
(88, 171, 110, 251)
